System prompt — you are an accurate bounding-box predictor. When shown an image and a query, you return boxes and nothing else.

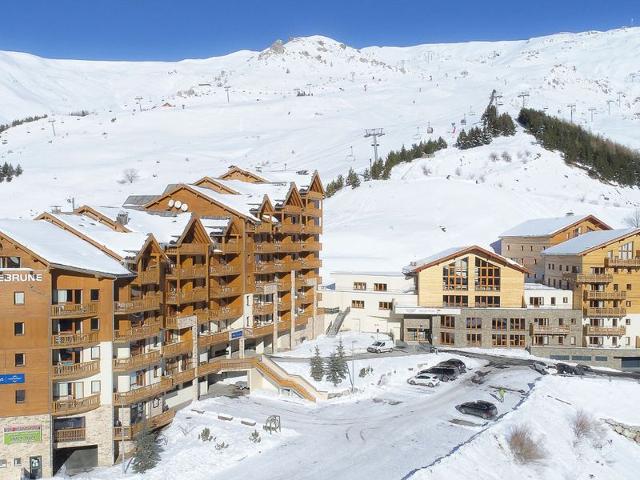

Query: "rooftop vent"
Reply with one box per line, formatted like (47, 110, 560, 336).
(565, 211, 574, 216)
(116, 211, 129, 226)
(50, 206, 62, 214)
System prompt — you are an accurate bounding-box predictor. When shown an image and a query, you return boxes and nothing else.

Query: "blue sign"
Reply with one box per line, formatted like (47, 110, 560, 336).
(230, 330, 243, 340)
(0, 374, 25, 385)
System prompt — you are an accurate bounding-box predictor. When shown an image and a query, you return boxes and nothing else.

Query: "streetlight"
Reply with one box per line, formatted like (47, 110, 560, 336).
(350, 340, 357, 393)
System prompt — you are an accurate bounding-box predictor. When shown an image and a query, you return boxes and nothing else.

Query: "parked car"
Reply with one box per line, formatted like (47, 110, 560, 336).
(367, 340, 394, 354)
(438, 359, 467, 373)
(456, 400, 498, 419)
(556, 363, 585, 376)
(407, 373, 441, 387)
(531, 361, 549, 375)
(419, 366, 459, 382)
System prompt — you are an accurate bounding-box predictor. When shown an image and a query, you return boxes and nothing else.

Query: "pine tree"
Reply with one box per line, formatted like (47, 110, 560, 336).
(345, 168, 360, 188)
(363, 168, 371, 181)
(455, 130, 468, 149)
(309, 346, 325, 381)
(335, 339, 348, 380)
(14, 164, 22, 177)
(132, 423, 163, 474)
(325, 352, 343, 386)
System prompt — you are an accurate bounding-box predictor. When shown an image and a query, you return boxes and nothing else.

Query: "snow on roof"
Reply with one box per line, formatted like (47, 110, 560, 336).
(260, 170, 315, 190)
(189, 185, 261, 222)
(542, 228, 638, 256)
(402, 246, 470, 274)
(88, 206, 192, 245)
(499, 214, 590, 237)
(0, 219, 131, 276)
(524, 283, 571, 293)
(331, 270, 406, 277)
(199, 179, 292, 206)
(46, 213, 148, 259)
(200, 217, 231, 237)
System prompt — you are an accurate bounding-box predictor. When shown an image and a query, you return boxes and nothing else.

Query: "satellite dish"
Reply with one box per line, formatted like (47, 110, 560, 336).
(168, 199, 175, 208)
(175, 201, 183, 209)
(181, 203, 188, 212)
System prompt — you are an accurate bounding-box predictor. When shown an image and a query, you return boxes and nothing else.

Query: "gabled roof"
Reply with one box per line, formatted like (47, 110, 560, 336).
(123, 194, 160, 209)
(0, 219, 131, 276)
(218, 165, 269, 183)
(403, 245, 528, 274)
(187, 185, 262, 222)
(499, 214, 610, 238)
(542, 228, 639, 256)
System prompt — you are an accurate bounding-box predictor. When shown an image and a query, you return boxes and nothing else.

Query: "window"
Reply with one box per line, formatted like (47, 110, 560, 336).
(91, 380, 101, 394)
(492, 318, 507, 330)
(90, 346, 100, 360)
(474, 258, 500, 291)
(529, 296, 544, 307)
(466, 333, 482, 346)
(619, 241, 634, 260)
(626, 318, 631, 325)
(15, 390, 25, 403)
(13, 458, 21, 467)
(492, 334, 507, 346)
(90, 318, 99, 331)
(12, 291, 25, 306)
(351, 300, 364, 309)
(443, 295, 468, 307)
(558, 336, 564, 345)
(0, 459, 5, 468)
(625, 337, 631, 346)
(563, 297, 568, 304)
(373, 283, 387, 292)
(440, 332, 455, 345)
(441, 316, 455, 329)
(13, 322, 24, 336)
(378, 301, 392, 311)
(465, 317, 482, 329)
(509, 334, 525, 347)
(353, 282, 366, 291)
(510, 318, 525, 330)
(90, 289, 100, 301)
(627, 284, 632, 291)
(550, 297, 556, 306)
(475, 296, 500, 308)
(442, 257, 469, 290)
(0, 256, 21, 268)
(14, 353, 25, 367)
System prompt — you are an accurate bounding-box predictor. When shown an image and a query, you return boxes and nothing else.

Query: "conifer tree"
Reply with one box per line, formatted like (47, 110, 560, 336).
(325, 352, 343, 386)
(335, 339, 348, 380)
(309, 346, 325, 381)
(345, 168, 360, 188)
(132, 423, 163, 474)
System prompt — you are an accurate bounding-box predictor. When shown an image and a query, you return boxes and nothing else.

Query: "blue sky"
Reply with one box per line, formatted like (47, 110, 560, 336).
(1, 0, 638, 60)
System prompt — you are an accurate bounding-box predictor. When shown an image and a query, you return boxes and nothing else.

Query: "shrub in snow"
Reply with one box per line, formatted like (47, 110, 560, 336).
(572, 410, 606, 447)
(215, 440, 229, 451)
(489, 152, 499, 162)
(506, 425, 546, 464)
(309, 346, 325, 381)
(198, 427, 213, 442)
(359, 366, 373, 378)
(132, 423, 163, 473)
(249, 430, 262, 444)
(455, 167, 462, 176)
(501, 151, 512, 163)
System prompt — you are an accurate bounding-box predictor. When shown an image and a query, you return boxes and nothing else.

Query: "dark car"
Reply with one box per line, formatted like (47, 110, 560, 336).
(438, 359, 467, 373)
(456, 400, 498, 419)
(419, 366, 459, 382)
(556, 363, 585, 375)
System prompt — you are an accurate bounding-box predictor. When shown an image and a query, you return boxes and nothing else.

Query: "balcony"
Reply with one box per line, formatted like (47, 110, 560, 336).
(304, 206, 322, 217)
(302, 224, 322, 234)
(301, 241, 322, 252)
(114, 294, 162, 314)
(52, 393, 100, 416)
(254, 302, 275, 316)
(278, 320, 291, 331)
(54, 428, 86, 443)
(296, 291, 315, 304)
(165, 244, 209, 255)
(564, 272, 613, 283)
(530, 324, 571, 335)
(277, 280, 292, 292)
(251, 323, 276, 337)
(255, 282, 278, 295)
(210, 285, 242, 299)
(279, 242, 304, 253)
(134, 267, 161, 285)
(584, 291, 627, 300)
(584, 307, 627, 317)
(162, 341, 192, 358)
(165, 368, 195, 385)
(209, 306, 243, 321)
(50, 302, 98, 318)
(278, 300, 291, 312)
(212, 240, 240, 254)
(114, 319, 162, 342)
(605, 257, 640, 268)
(114, 409, 176, 440)
(254, 242, 279, 253)
(254, 262, 278, 274)
(584, 325, 627, 336)
(166, 287, 208, 304)
(51, 332, 99, 348)
(52, 360, 100, 380)
(165, 310, 204, 329)
(198, 331, 230, 348)
(209, 264, 241, 276)
(113, 350, 161, 372)
(300, 258, 322, 269)
(167, 264, 208, 279)
(280, 223, 303, 234)
(113, 378, 173, 406)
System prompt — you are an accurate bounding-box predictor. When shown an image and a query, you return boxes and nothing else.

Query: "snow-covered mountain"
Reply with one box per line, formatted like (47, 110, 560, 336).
(0, 29, 639, 275)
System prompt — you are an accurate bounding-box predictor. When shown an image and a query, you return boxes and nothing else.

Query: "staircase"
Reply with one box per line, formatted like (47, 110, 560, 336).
(327, 307, 350, 337)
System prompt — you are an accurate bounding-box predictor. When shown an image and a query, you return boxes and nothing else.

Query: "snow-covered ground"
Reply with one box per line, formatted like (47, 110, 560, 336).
(1, 29, 640, 276)
(274, 331, 391, 358)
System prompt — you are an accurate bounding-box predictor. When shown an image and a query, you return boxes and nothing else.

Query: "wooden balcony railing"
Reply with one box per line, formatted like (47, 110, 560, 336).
(278, 320, 291, 331)
(212, 240, 240, 254)
(280, 224, 303, 234)
(167, 264, 208, 279)
(50, 302, 98, 318)
(114, 319, 162, 342)
(209, 264, 242, 276)
(51, 332, 99, 348)
(584, 307, 627, 317)
(162, 341, 192, 358)
(605, 257, 640, 268)
(254, 242, 278, 253)
(301, 241, 322, 252)
(134, 267, 161, 285)
(302, 224, 322, 234)
(300, 258, 322, 269)
(530, 324, 571, 335)
(113, 350, 161, 372)
(114, 294, 162, 314)
(54, 428, 86, 443)
(197, 357, 257, 377)
(210, 285, 242, 299)
(113, 378, 173, 406)
(52, 360, 100, 380)
(52, 393, 100, 416)
(166, 287, 208, 304)
(254, 262, 278, 274)
(165, 368, 196, 385)
(584, 325, 627, 336)
(165, 244, 209, 255)
(114, 409, 176, 440)
(250, 323, 276, 337)
(254, 303, 275, 316)
(304, 206, 322, 217)
(198, 331, 230, 348)
(563, 272, 613, 283)
(209, 306, 243, 321)
(277, 280, 292, 292)
(584, 291, 627, 300)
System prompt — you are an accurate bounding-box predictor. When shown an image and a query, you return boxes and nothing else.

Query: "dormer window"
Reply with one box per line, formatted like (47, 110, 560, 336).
(0, 256, 21, 268)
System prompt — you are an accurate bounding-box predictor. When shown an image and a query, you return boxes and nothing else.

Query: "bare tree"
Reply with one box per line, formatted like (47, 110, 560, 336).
(624, 208, 640, 228)
(121, 168, 140, 184)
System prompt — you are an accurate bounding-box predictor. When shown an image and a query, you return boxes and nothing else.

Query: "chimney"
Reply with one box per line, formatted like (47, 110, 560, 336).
(116, 211, 129, 226)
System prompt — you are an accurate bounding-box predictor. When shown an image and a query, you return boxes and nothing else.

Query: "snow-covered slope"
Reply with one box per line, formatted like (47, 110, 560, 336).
(0, 29, 639, 275)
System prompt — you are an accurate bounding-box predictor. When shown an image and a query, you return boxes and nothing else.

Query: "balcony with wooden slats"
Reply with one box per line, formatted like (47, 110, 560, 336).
(584, 291, 627, 300)
(198, 330, 229, 348)
(133, 267, 161, 285)
(113, 350, 161, 372)
(166, 287, 208, 304)
(605, 256, 640, 268)
(529, 324, 571, 335)
(114, 318, 162, 342)
(114, 293, 162, 315)
(52, 393, 100, 416)
(254, 242, 278, 253)
(212, 240, 240, 254)
(162, 341, 192, 358)
(300, 258, 322, 269)
(113, 378, 173, 406)
(254, 262, 278, 274)
(209, 305, 243, 321)
(584, 307, 627, 317)
(54, 428, 86, 443)
(52, 360, 100, 380)
(280, 223, 303, 234)
(250, 323, 276, 337)
(302, 224, 322, 234)
(209, 263, 242, 276)
(113, 409, 176, 440)
(167, 264, 208, 279)
(301, 241, 322, 252)
(165, 367, 195, 386)
(165, 244, 209, 255)
(584, 325, 627, 336)
(209, 285, 243, 299)
(50, 302, 99, 318)
(253, 302, 275, 316)
(563, 272, 613, 283)
(51, 332, 99, 349)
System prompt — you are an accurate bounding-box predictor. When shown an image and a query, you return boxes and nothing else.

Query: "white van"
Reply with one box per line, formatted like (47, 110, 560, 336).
(367, 339, 394, 354)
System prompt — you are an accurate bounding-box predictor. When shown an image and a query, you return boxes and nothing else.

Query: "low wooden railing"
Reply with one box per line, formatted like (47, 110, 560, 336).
(162, 341, 192, 358)
(198, 331, 229, 348)
(584, 325, 627, 336)
(584, 307, 627, 317)
(209, 306, 243, 321)
(54, 428, 86, 443)
(134, 267, 161, 285)
(210, 285, 242, 298)
(254, 303, 275, 316)
(167, 264, 208, 279)
(605, 257, 640, 268)
(165, 244, 209, 255)
(564, 273, 613, 283)
(52, 394, 100, 416)
(113, 350, 161, 372)
(52, 360, 100, 380)
(51, 332, 99, 348)
(114, 294, 162, 314)
(530, 324, 570, 335)
(114, 409, 176, 440)
(114, 319, 162, 341)
(209, 264, 241, 276)
(113, 378, 173, 406)
(166, 287, 208, 304)
(50, 302, 98, 318)
(584, 291, 627, 300)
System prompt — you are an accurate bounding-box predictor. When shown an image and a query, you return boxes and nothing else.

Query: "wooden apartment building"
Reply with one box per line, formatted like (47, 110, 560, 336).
(0, 166, 324, 479)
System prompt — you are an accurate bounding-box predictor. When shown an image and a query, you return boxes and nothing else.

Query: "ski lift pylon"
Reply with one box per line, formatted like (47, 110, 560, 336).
(426, 121, 434, 134)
